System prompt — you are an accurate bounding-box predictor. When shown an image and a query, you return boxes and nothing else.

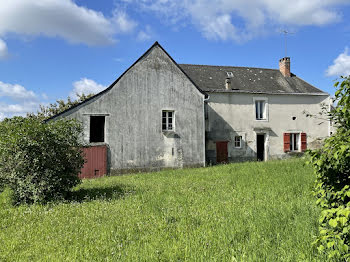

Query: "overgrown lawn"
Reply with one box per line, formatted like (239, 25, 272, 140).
(0, 159, 329, 261)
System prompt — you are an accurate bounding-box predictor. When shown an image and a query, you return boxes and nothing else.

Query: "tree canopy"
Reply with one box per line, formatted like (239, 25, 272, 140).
(308, 75, 350, 260)
(27, 93, 95, 121)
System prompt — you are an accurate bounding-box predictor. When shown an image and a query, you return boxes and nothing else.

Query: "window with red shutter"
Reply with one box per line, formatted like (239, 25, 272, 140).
(283, 133, 290, 152)
(301, 133, 307, 152)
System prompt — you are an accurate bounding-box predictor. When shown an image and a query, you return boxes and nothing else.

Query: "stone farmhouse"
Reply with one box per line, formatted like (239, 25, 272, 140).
(49, 42, 330, 175)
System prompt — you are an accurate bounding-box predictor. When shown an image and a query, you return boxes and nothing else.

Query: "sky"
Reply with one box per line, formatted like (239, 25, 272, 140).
(0, 0, 350, 120)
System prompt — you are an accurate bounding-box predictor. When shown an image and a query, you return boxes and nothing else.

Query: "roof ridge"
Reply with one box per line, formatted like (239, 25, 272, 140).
(179, 63, 279, 71)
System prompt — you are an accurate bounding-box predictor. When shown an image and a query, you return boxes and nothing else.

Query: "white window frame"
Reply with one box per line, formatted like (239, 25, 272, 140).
(162, 110, 175, 131)
(234, 136, 242, 148)
(289, 133, 300, 152)
(253, 97, 268, 121)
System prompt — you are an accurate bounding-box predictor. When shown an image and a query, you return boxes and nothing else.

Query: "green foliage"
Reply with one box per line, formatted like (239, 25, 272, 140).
(27, 93, 95, 121)
(0, 160, 328, 261)
(0, 117, 85, 204)
(308, 75, 350, 260)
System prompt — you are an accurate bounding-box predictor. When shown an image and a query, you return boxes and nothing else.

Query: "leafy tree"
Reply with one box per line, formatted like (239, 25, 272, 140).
(28, 93, 95, 120)
(308, 76, 350, 260)
(0, 117, 85, 204)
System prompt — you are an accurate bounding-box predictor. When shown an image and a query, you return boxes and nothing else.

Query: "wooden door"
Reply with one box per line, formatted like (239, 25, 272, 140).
(216, 141, 228, 163)
(80, 145, 107, 179)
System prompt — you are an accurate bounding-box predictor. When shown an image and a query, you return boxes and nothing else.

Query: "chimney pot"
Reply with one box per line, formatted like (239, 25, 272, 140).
(279, 57, 291, 77)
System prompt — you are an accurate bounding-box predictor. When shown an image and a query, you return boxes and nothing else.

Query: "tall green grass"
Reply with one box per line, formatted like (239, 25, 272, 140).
(0, 159, 329, 261)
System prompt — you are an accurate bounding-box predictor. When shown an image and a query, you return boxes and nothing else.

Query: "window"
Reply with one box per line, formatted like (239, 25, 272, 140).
(255, 100, 266, 120)
(90, 116, 105, 142)
(226, 72, 234, 77)
(283, 133, 307, 152)
(234, 136, 242, 148)
(289, 133, 299, 151)
(162, 110, 174, 131)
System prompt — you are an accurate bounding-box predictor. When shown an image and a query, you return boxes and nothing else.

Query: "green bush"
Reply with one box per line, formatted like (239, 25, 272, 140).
(0, 117, 85, 204)
(308, 76, 350, 260)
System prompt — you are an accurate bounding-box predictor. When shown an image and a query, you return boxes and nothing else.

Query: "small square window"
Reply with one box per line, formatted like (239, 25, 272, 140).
(234, 136, 242, 148)
(162, 110, 175, 131)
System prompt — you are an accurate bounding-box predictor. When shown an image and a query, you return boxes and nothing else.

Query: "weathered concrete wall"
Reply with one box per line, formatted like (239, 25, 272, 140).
(206, 92, 330, 164)
(55, 46, 206, 172)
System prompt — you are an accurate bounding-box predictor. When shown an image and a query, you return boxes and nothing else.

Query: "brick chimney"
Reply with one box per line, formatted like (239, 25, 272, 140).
(279, 57, 291, 77)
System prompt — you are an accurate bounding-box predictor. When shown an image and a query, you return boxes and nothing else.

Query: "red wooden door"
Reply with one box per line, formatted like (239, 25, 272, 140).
(80, 145, 107, 179)
(216, 141, 228, 163)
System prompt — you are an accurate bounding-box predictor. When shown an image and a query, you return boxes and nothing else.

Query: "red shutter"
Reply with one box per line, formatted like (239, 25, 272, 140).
(301, 133, 307, 152)
(283, 133, 290, 152)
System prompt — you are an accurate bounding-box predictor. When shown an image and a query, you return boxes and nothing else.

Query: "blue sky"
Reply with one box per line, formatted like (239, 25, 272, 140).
(0, 0, 350, 119)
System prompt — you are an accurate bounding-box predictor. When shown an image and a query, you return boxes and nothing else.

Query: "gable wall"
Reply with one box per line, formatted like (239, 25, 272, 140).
(206, 92, 330, 163)
(55, 46, 205, 172)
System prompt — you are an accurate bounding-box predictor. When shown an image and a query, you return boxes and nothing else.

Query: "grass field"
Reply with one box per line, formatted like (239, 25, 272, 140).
(0, 159, 329, 261)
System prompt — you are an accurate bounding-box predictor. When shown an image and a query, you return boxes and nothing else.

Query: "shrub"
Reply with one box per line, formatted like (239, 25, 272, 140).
(0, 117, 85, 204)
(308, 76, 350, 260)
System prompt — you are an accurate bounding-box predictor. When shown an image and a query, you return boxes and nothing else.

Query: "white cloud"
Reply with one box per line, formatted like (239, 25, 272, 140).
(41, 93, 49, 100)
(0, 101, 41, 120)
(0, 78, 107, 120)
(202, 14, 239, 41)
(70, 78, 106, 99)
(0, 101, 39, 114)
(0, 81, 43, 120)
(0, 81, 36, 100)
(0, 0, 137, 46)
(326, 47, 350, 77)
(137, 25, 153, 41)
(124, 0, 349, 41)
(113, 11, 137, 34)
(0, 38, 8, 59)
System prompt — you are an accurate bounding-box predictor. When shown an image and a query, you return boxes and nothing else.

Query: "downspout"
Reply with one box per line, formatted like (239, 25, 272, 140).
(203, 95, 210, 167)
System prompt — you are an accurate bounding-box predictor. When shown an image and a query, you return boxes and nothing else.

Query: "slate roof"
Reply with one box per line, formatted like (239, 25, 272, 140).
(179, 64, 327, 95)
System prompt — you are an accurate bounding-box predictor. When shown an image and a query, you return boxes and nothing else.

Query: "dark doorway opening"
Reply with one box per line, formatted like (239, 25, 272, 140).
(257, 134, 265, 161)
(90, 116, 105, 143)
(216, 141, 228, 164)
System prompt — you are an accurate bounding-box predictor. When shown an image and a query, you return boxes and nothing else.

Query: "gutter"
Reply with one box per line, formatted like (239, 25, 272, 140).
(205, 90, 329, 96)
